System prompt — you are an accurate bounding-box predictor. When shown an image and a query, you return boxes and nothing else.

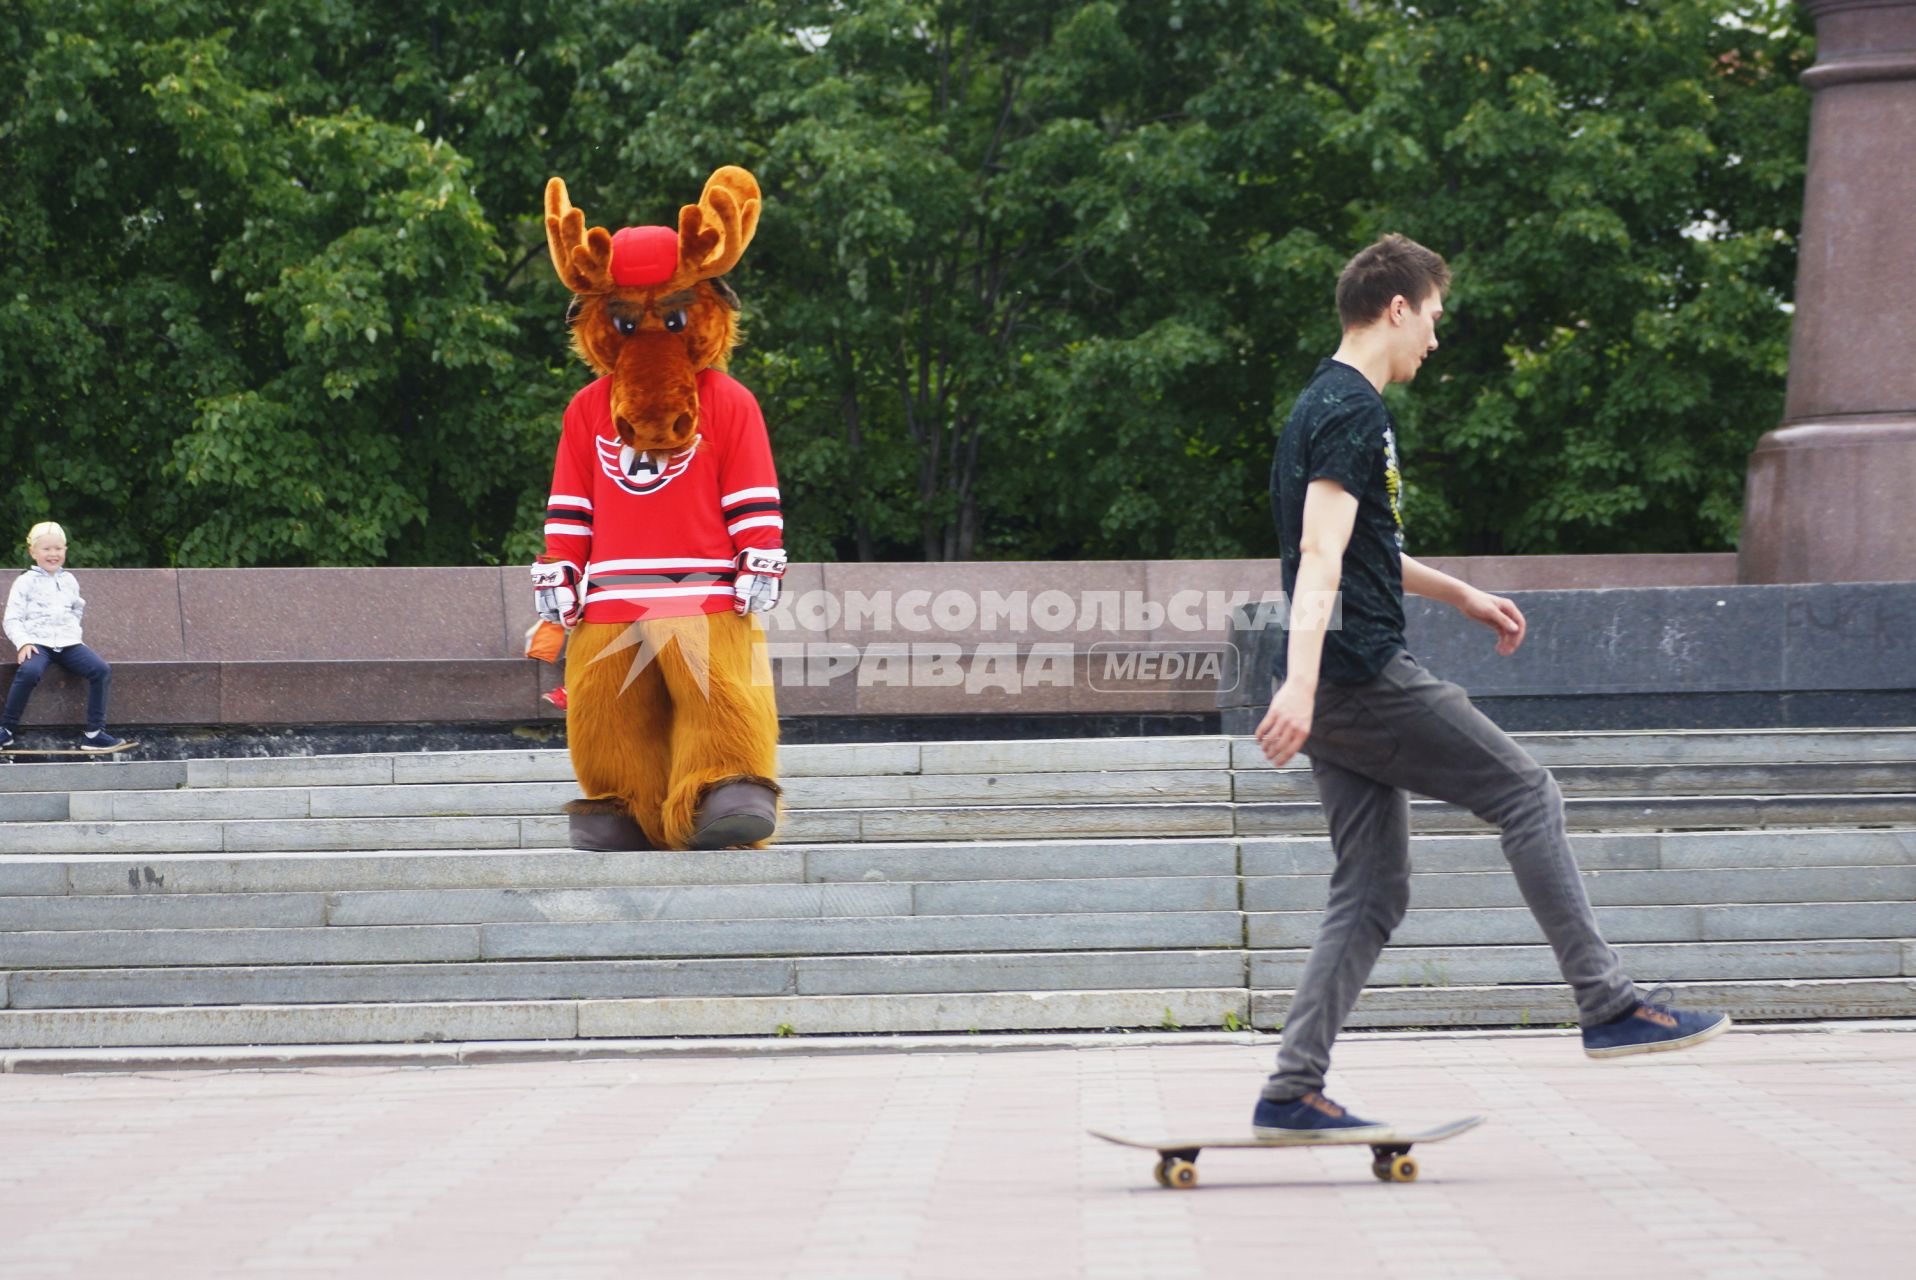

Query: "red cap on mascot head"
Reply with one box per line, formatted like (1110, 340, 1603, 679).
(610, 226, 680, 288)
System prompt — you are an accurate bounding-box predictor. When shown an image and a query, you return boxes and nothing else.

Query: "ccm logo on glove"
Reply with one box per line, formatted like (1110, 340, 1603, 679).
(530, 561, 584, 627)
(733, 548, 787, 616)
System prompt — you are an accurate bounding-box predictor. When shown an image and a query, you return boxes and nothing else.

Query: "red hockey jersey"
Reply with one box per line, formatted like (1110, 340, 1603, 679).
(543, 369, 783, 621)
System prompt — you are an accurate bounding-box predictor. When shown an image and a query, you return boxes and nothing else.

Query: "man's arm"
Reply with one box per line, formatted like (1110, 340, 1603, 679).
(1401, 553, 1527, 656)
(1399, 553, 1471, 607)
(1254, 478, 1358, 767)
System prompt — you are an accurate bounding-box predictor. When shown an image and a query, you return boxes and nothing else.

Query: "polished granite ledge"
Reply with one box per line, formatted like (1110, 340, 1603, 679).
(15, 555, 1846, 731)
(23, 556, 1737, 665)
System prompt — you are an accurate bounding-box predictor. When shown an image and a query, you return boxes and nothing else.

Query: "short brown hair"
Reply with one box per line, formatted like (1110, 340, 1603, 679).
(1335, 234, 1450, 330)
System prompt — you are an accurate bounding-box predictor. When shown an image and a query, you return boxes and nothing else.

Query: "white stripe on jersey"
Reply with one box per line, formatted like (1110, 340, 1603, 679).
(544, 522, 593, 537)
(548, 494, 593, 510)
(585, 585, 736, 602)
(726, 515, 785, 535)
(586, 557, 737, 574)
(720, 486, 781, 507)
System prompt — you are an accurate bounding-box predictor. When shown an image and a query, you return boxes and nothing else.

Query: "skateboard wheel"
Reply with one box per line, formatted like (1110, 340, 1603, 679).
(1386, 1154, 1417, 1183)
(1371, 1159, 1392, 1182)
(1153, 1158, 1173, 1188)
(1163, 1158, 1198, 1189)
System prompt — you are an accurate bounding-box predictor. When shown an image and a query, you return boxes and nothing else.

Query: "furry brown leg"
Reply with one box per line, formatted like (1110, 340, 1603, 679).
(655, 611, 781, 848)
(565, 620, 675, 847)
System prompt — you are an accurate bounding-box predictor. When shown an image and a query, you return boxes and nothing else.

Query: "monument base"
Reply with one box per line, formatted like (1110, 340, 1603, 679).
(1739, 416, 1916, 584)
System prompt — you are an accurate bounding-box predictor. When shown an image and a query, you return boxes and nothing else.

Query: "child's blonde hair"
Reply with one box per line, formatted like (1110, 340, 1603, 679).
(25, 521, 66, 553)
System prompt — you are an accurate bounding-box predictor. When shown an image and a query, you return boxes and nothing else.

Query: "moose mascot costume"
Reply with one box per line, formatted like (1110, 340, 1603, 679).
(534, 167, 785, 851)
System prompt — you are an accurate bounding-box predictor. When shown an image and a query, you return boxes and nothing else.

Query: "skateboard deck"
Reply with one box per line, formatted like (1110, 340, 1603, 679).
(1091, 1115, 1484, 1188)
(1, 742, 140, 760)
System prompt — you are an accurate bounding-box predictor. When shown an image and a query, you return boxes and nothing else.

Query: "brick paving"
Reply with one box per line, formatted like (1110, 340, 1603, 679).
(2, 1027, 1913, 1279)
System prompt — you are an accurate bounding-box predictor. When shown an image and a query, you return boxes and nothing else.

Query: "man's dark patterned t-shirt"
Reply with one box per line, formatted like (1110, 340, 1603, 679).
(1270, 358, 1406, 686)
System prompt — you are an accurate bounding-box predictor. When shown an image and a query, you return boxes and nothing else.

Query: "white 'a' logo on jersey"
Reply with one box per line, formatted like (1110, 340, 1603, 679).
(598, 434, 699, 496)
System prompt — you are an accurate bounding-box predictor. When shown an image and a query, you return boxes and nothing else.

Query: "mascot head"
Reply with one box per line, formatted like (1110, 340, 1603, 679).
(544, 166, 761, 454)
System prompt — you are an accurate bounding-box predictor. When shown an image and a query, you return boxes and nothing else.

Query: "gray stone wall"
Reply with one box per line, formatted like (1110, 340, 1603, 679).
(1222, 582, 1916, 732)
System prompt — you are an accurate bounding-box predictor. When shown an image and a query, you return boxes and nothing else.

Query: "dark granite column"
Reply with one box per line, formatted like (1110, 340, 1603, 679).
(1739, 0, 1916, 584)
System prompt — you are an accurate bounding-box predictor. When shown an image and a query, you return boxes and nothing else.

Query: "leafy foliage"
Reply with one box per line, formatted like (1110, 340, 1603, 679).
(0, 0, 1810, 566)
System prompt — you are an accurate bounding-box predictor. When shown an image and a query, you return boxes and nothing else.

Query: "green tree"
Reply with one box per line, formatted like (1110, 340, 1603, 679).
(1330, 0, 1811, 554)
(1, 1, 573, 566)
(0, 1, 1811, 567)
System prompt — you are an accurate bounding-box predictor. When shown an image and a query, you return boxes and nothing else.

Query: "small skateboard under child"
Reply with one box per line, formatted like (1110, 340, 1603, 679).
(1, 741, 139, 761)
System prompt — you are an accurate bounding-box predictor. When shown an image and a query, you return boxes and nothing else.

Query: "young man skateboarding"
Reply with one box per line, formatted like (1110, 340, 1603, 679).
(1251, 234, 1730, 1138)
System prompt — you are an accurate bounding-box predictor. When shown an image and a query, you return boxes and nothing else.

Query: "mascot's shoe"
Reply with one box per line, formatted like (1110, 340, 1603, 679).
(564, 801, 653, 852)
(691, 781, 778, 850)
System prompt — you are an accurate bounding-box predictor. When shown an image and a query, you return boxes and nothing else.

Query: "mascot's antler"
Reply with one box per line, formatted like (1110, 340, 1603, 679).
(673, 166, 761, 286)
(545, 178, 615, 294)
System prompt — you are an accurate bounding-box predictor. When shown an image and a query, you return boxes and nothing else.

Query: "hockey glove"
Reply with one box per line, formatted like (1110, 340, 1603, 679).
(530, 561, 584, 627)
(732, 547, 787, 615)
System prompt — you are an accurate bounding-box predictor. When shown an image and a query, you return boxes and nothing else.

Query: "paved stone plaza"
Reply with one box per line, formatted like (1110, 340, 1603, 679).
(2, 1026, 1912, 1279)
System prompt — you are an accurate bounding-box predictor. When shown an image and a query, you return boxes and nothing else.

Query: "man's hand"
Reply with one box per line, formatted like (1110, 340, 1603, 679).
(1460, 588, 1526, 656)
(733, 548, 787, 615)
(530, 561, 583, 628)
(1254, 678, 1315, 767)
(16, 644, 36, 664)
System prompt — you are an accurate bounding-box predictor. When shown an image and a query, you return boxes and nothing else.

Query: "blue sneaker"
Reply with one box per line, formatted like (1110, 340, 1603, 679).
(1252, 1091, 1392, 1141)
(79, 730, 125, 752)
(0, 726, 14, 750)
(1583, 987, 1731, 1059)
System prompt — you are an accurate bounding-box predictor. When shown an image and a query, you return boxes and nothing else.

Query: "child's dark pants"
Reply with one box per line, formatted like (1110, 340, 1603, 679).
(2, 643, 112, 734)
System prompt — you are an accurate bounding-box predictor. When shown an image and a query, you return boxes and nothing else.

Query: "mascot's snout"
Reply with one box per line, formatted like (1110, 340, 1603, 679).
(610, 332, 701, 453)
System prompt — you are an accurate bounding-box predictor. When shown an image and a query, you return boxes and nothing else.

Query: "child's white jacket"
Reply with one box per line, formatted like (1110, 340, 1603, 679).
(4, 568, 85, 650)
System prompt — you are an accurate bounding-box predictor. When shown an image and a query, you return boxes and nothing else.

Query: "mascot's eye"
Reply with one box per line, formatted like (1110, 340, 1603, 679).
(663, 309, 688, 334)
(614, 315, 638, 337)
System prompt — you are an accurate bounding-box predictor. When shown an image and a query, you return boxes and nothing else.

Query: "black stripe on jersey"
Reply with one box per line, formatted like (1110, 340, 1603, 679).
(721, 500, 782, 520)
(546, 506, 593, 524)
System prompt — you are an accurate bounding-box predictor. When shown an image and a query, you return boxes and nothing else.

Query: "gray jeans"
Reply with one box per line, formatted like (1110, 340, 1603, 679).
(1264, 650, 1638, 1100)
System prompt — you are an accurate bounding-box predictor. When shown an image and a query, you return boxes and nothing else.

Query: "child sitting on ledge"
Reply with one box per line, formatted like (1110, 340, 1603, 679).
(1, 522, 124, 751)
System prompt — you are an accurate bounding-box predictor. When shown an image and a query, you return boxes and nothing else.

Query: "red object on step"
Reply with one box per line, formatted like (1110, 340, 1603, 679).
(543, 686, 569, 710)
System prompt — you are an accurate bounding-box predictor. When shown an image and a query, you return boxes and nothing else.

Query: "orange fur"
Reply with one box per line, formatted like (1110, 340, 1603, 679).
(564, 613, 780, 850)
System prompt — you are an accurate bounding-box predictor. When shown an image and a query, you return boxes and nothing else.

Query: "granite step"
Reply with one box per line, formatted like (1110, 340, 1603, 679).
(0, 987, 1249, 1049)
(41, 769, 1233, 822)
(8, 940, 1906, 1013)
(3, 830, 1909, 905)
(1252, 977, 1916, 1029)
(3, 728, 1912, 797)
(0, 874, 1239, 933)
(1242, 829, 1916, 874)
(12, 791, 1910, 853)
(1233, 760, 1916, 801)
(2, 975, 1911, 1049)
(2, 950, 1248, 1010)
(9, 865, 1910, 934)
(0, 910, 1245, 970)
(0, 804, 1259, 853)
(1234, 793, 1916, 837)
(1248, 939, 1914, 989)
(1247, 901, 1916, 947)
(1244, 865, 1916, 911)
(13, 758, 1908, 827)
(1229, 729, 1916, 770)
(0, 840, 1237, 898)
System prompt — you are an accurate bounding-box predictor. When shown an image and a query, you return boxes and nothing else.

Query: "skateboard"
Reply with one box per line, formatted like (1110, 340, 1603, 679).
(1, 742, 140, 762)
(1090, 1115, 1485, 1188)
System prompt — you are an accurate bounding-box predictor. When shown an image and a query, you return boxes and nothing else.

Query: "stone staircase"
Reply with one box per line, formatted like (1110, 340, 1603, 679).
(0, 730, 1912, 1050)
